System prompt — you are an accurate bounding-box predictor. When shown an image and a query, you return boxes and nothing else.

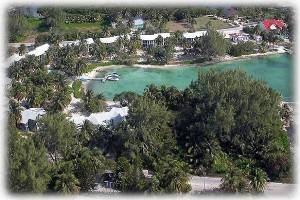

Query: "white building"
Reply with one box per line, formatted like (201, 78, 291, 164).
(19, 108, 46, 131)
(183, 31, 207, 42)
(100, 36, 120, 44)
(27, 43, 50, 61)
(140, 33, 171, 48)
(230, 33, 250, 43)
(7, 53, 25, 65)
(69, 106, 128, 127)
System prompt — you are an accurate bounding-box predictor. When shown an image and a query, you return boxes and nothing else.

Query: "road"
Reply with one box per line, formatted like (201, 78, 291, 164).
(189, 176, 296, 196)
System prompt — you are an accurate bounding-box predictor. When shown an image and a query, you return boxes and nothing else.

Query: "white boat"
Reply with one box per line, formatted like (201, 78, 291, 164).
(112, 72, 120, 77)
(106, 76, 119, 81)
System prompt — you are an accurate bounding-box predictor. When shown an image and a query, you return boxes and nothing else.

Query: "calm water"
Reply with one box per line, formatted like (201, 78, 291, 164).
(88, 54, 294, 101)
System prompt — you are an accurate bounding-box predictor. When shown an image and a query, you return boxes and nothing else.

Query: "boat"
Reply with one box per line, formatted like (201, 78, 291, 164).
(106, 75, 119, 81)
(112, 72, 120, 77)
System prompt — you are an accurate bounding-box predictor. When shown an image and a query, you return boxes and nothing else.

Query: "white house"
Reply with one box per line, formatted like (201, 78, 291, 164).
(140, 33, 171, 48)
(27, 43, 50, 61)
(183, 31, 207, 42)
(19, 108, 46, 131)
(100, 36, 120, 44)
(69, 106, 128, 127)
(230, 33, 250, 43)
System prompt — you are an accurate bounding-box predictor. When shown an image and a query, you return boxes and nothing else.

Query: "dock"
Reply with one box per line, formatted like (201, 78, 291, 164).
(79, 74, 119, 82)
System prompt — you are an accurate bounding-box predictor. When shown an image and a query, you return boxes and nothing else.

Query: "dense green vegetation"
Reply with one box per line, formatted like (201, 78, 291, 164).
(190, 26, 230, 61)
(8, 7, 293, 43)
(7, 6, 294, 194)
(193, 16, 232, 30)
(8, 68, 293, 193)
(8, 55, 72, 112)
(229, 41, 256, 57)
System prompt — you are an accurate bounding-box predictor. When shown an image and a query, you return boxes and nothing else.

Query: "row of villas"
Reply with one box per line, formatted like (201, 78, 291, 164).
(8, 26, 257, 65)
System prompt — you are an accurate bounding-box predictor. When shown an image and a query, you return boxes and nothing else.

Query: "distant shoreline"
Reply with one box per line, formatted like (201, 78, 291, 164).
(82, 51, 289, 80)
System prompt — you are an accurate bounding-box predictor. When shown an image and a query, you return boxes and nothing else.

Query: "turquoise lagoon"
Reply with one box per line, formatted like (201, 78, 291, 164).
(88, 54, 294, 101)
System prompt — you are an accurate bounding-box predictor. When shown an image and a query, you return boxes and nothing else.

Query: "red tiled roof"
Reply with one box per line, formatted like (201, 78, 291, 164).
(262, 19, 285, 30)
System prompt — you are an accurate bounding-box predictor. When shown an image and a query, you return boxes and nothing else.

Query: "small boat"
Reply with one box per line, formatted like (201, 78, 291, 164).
(112, 72, 120, 77)
(106, 75, 119, 81)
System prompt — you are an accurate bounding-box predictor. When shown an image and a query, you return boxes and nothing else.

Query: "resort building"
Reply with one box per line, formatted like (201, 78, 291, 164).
(19, 108, 46, 132)
(140, 33, 171, 48)
(100, 36, 120, 44)
(183, 31, 207, 42)
(258, 19, 286, 32)
(230, 33, 250, 43)
(27, 43, 50, 61)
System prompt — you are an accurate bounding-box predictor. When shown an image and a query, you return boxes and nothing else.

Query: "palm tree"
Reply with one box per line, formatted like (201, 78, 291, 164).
(79, 120, 96, 146)
(75, 59, 87, 76)
(51, 87, 72, 112)
(18, 44, 27, 56)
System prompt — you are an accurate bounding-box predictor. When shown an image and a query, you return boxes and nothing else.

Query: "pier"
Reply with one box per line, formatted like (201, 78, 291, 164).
(79, 74, 119, 82)
(79, 76, 106, 81)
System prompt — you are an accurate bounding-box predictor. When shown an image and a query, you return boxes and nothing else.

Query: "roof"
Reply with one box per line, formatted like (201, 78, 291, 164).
(20, 108, 46, 124)
(140, 33, 171, 41)
(262, 19, 285, 30)
(8, 53, 25, 65)
(69, 106, 128, 126)
(59, 40, 80, 47)
(100, 36, 119, 44)
(85, 38, 94, 45)
(28, 44, 50, 56)
(183, 31, 207, 39)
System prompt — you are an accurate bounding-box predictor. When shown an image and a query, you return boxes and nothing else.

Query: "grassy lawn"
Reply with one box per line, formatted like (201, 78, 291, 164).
(19, 18, 102, 42)
(25, 17, 48, 32)
(166, 20, 191, 32)
(62, 22, 101, 32)
(193, 16, 232, 31)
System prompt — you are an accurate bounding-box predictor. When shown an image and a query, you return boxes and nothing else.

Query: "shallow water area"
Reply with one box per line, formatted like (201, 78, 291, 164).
(88, 54, 294, 101)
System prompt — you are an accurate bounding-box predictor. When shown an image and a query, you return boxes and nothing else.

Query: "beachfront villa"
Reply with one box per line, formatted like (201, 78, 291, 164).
(140, 33, 171, 48)
(7, 21, 281, 66)
(183, 31, 207, 42)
